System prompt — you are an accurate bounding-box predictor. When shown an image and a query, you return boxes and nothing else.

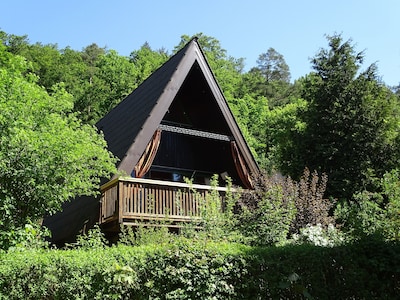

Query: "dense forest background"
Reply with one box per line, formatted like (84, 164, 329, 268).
(1, 29, 400, 244)
(3, 31, 400, 182)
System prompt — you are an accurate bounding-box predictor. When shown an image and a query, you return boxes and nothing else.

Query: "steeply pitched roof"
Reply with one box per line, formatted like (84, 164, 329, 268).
(44, 38, 259, 244)
(96, 38, 258, 177)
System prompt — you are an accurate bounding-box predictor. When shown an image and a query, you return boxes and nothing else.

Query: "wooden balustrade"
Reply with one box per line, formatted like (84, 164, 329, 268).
(100, 177, 230, 228)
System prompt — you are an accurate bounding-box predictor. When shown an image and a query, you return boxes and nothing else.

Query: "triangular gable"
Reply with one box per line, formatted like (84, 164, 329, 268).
(96, 38, 258, 179)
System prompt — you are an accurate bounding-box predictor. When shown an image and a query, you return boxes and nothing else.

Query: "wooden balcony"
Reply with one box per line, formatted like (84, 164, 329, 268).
(99, 177, 231, 231)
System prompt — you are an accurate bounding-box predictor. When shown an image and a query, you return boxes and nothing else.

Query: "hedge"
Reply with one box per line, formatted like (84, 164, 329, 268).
(0, 238, 399, 299)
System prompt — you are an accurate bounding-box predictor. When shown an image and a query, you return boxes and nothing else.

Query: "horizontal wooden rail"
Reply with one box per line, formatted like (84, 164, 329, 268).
(99, 177, 232, 227)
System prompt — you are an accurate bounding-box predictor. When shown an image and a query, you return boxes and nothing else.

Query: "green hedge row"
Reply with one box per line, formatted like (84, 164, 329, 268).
(1, 238, 399, 299)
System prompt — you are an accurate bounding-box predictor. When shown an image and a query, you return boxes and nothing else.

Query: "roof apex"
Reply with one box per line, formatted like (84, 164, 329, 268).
(96, 38, 259, 177)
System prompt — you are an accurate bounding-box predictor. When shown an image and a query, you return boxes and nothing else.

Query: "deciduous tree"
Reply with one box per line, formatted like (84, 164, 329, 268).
(0, 44, 116, 235)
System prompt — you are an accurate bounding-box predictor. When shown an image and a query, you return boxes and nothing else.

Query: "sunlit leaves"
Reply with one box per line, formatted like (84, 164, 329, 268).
(0, 45, 116, 230)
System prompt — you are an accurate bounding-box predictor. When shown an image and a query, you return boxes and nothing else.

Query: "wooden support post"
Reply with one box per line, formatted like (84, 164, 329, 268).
(118, 180, 123, 224)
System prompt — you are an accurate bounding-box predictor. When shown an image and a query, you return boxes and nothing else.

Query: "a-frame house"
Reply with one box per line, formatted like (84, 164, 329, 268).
(44, 38, 259, 243)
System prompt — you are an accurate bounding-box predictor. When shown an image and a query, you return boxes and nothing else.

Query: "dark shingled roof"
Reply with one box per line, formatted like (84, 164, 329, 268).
(97, 38, 258, 177)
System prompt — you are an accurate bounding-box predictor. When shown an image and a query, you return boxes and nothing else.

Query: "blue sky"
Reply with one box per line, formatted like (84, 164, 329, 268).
(2, 0, 399, 86)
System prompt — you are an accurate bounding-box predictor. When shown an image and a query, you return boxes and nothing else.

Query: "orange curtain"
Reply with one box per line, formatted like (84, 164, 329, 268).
(231, 141, 253, 189)
(134, 129, 162, 178)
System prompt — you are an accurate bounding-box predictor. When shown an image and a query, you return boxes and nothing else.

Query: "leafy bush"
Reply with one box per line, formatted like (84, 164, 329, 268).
(0, 222, 50, 252)
(292, 168, 334, 233)
(119, 224, 175, 247)
(0, 238, 399, 299)
(335, 169, 400, 241)
(238, 169, 333, 246)
(74, 225, 108, 249)
(179, 174, 242, 243)
(238, 173, 297, 245)
(381, 169, 400, 240)
(335, 191, 385, 239)
(0, 43, 116, 237)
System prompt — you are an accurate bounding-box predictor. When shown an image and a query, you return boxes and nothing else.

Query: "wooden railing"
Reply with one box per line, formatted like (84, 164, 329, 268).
(99, 177, 230, 227)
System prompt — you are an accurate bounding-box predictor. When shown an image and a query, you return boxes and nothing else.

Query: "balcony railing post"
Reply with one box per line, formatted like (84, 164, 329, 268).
(118, 180, 123, 224)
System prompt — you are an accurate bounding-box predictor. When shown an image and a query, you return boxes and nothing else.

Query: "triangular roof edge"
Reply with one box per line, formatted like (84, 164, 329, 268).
(116, 39, 200, 174)
(101, 38, 259, 178)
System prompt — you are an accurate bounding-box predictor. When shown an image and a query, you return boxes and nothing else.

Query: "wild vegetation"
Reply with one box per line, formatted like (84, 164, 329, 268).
(1, 180, 399, 298)
(1, 29, 400, 297)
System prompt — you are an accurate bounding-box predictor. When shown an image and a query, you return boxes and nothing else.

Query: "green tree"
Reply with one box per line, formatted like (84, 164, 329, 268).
(0, 30, 30, 55)
(288, 34, 400, 200)
(242, 48, 296, 108)
(265, 97, 307, 172)
(229, 95, 269, 168)
(0, 44, 116, 237)
(256, 48, 290, 83)
(18, 42, 63, 90)
(71, 44, 106, 123)
(75, 47, 139, 124)
(130, 42, 168, 86)
(95, 50, 139, 115)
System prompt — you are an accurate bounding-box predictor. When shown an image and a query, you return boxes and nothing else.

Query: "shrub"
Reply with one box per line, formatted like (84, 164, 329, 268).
(238, 169, 334, 246)
(292, 168, 334, 233)
(238, 173, 297, 245)
(0, 222, 50, 252)
(1, 239, 399, 299)
(334, 191, 386, 239)
(74, 224, 108, 249)
(179, 174, 242, 243)
(335, 169, 400, 241)
(381, 169, 400, 240)
(119, 224, 175, 247)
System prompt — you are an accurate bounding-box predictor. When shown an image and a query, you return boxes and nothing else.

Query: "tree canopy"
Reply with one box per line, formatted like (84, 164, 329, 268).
(281, 35, 400, 199)
(0, 43, 116, 236)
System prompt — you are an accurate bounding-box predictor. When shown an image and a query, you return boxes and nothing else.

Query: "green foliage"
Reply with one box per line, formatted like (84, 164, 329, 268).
(381, 169, 400, 240)
(229, 95, 269, 168)
(335, 192, 385, 238)
(199, 175, 231, 238)
(180, 174, 242, 243)
(1, 238, 400, 299)
(0, 44, 117, 244)
(239, 169, 333, 246)
(119, 225, 175, 247)
(335, 169, 400, 241)
(238, 173, 297, 246)
(75, 225, 108, 249)
(264, 98, 307, 172)
(129, 42, 168, 85)
(91, 50, 139, 116)
(0, 223, 51, 252)
(288, 34, 400, 200)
